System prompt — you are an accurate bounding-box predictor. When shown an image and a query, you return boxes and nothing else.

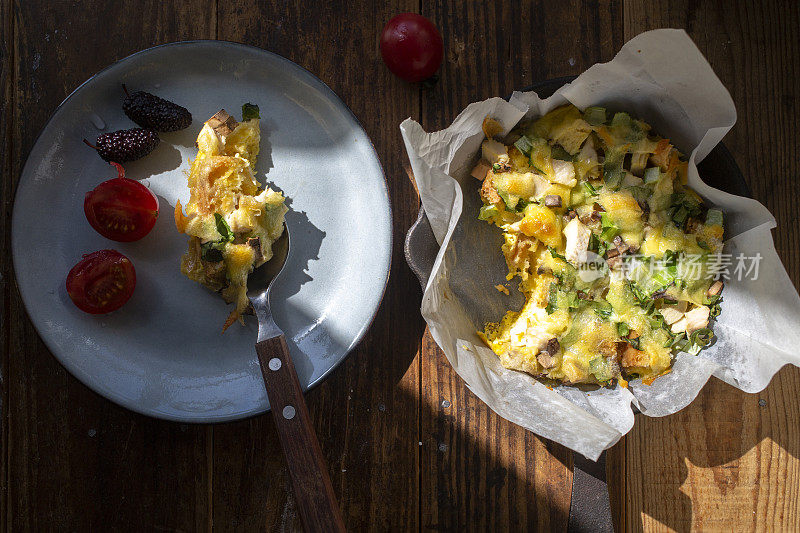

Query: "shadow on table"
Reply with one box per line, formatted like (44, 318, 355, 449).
(609, 367, 800, 531)
(410, 387, 573, 531)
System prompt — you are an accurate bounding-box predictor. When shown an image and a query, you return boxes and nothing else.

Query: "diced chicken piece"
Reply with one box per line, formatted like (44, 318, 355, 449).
(537, 352, 556, 369)
(707, 280, 723, 296)
(673, 300, 689, 313)
(550, 159, 577, 187)
(482, 139, 508, 164)
(207, 109, 239, 137)
(622, 171, 644, 187)
(553, 119, 592, 154)
(630, 152, 649, 176)
(684, 306, 710, 334)
(530, 172, 552, 198)
(471, 160, 492, 181)
(660, 306, 685, 326)
(562, 217, 591, 265)
(670, 316, 688, 334)
(577, 136, 598, 164)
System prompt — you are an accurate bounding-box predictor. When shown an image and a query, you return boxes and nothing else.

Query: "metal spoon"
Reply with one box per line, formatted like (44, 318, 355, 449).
(248, 225, 346, 532)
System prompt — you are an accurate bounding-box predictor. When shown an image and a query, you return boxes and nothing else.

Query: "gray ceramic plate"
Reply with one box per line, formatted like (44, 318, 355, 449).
(12, 41, 391, 422)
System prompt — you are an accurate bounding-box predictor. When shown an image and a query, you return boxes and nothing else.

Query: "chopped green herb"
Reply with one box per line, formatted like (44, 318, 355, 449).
(241, 103, 260, 120)
(672, 205, 689, 227)
(592, 299, 613, 319)
(706, 294, 723, 318)
(627, 185, 650, 204)
(497, 189, 519, 210)
(668, 192, 702, 230)
(588, 232, 609, 256)
(663, 333, 676, 348)
(643, 167, 661, 184)
(201, 240, 226, 262)
(566, 291, 581, 310)
(624, 121, 645, 143)
(546, 283, 558, 314)
(690, 328, 715, 348)
(599, 213, 620, 242)
(617, 322, 630, 337)
(513, 135, 533, 155)
(705, 208, 723, 227)
(583, 107, 607, 126)
(651, 265, 677, 288)
(548, 247, 567, 261)
(583, 181, 599, 197)
(214, 213, 234, 242)
(603, 156, 625, 189)
(589, 357, 614, 382)
(492, 163, 502, 172)
(551, 145, 573, 161)
(611, 112, 632, 129)
(671, 332, 689, 352)
(478, 204, 499, 221)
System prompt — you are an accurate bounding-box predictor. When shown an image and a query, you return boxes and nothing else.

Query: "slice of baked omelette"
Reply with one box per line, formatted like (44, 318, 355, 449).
(174, 104, 288, 331)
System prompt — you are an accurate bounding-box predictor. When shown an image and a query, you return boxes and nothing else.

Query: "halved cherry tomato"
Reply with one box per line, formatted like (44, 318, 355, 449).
(380, 13, 443, 82)
(84, 162, 159, 242)
(66, 250, 136, 314)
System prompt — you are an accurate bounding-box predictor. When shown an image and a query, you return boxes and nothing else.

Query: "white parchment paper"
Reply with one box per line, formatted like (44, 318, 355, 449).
(400, 29, 800, 459)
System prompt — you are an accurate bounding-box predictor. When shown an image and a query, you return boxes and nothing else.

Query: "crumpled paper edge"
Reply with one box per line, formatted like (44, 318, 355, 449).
(401, 29, 800, 459)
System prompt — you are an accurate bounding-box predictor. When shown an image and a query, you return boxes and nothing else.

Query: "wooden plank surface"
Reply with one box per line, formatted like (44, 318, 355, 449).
(416, 1, 623, 530)
(1, 1, 799, 531)
(3, 2, 215, 531)
(0, 0, 11, 528)
(607, 1, 800, 531)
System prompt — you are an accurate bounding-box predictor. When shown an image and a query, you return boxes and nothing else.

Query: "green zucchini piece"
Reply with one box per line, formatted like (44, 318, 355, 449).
(584, 107, 607, 126)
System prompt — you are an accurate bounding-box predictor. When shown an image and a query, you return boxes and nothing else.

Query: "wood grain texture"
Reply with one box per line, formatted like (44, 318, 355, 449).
(4, 1, 215, 531)
(1, 0, 11, 528)
(255, 335, 345, 532)
(3, 1, 800, 531)
(417, 1, 622, 530)
(608, 1, 800, 531)
(214, 1, 425, 530)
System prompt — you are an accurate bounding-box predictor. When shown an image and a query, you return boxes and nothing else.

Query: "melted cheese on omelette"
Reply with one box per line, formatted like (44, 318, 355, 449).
(475, 106, 724, 386)
(175, 106, 287, 331)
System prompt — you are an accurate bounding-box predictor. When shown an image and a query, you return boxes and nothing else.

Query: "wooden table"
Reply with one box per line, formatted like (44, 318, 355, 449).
(2, 1, 798, 531)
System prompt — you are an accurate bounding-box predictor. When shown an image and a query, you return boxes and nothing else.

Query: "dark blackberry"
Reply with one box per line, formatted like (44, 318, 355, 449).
(122, 85, 192, 132)
(83, 128, 159, 162)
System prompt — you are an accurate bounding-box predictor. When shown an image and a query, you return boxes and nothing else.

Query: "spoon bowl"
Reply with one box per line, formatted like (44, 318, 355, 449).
(248, 224, 290, 341)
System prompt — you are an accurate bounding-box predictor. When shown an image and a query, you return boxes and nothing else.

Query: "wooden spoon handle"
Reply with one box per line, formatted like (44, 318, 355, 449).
(256, 335, 346, 532)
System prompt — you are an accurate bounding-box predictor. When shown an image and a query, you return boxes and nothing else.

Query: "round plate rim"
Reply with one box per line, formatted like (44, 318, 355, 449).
(11, 40, 393, 423)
